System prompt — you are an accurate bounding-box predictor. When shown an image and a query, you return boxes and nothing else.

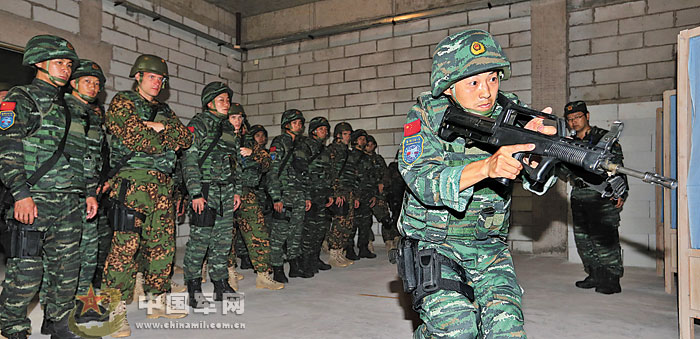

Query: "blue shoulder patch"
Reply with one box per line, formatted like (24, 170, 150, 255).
(0, 111, 15, 130)
(402, 135, 423, 164)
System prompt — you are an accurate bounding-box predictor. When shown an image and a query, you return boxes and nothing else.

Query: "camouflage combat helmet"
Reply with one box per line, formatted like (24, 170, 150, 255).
(430, 29, 511, 97)
(281, 109, 305, 128)
(70, 59, 106, 84)
(22, 35, 78, 66)
(333, 122, 352, 138)
(228, 102, 245, 116)
(201, 81, 233, 108)
(249, 124, 268, 138)
(308, 116, 330, 135)
(129, 54, 169, 78)
(350, 129, 368, 145)
(366, 135, 376, 145)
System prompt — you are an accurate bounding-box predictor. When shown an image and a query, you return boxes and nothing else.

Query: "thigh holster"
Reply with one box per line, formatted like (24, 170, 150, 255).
(189, 183, 217, 227)
(272, 205, 292, 221)
(393, 237, 475, 311)
(0, 224, 44, 258)
(108, 181, 146, 233)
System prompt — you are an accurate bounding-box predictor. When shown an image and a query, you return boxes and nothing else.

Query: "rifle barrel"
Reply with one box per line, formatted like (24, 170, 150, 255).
(605, 162, 678, 189)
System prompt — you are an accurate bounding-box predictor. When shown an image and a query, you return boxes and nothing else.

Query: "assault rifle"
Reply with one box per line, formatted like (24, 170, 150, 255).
(437, 97, 677, 198)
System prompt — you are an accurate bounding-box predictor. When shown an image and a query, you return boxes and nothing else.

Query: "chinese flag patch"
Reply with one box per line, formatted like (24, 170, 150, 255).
(187, 126, 194, 133)
(269, 146, 276, 152)
(403, 119, 421, 137)
(1, 102, 16, 111)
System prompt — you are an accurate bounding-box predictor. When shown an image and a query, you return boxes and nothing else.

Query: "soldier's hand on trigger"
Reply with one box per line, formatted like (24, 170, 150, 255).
(522, 107, 557, 168)
(369, 196, 377, 208)
(192, 197, 207, 214)
(274, 201, 284, 213)
(86, 197, 98, 220)
(144, 121, 165, 132)
(613, 197, 624, 209)
(325, 197, 334, 208)
(14, 197, 38, 225)
(240, 147, 252, 157)
(305, 200, 311, 212)
(233, 194, 241, 212)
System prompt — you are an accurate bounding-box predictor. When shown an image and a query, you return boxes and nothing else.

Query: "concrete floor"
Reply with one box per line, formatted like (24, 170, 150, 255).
(0, 243, 683, 338)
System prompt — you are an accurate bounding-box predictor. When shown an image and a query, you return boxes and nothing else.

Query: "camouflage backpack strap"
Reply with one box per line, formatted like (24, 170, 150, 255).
(197, 120, 223, 168)
(277, 137, 297, 177)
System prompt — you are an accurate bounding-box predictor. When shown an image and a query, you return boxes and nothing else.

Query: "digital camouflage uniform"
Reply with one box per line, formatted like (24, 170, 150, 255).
(399, 30, 555, 339)
(327, 138, 358, 251)
(228, 123, 273, 273)
(562, 125, 627, 280)
(102, 88, 193, 301)
(267, 127, 311, 267)
(182, 103, 242, 283)
(0, 35, 85, 337)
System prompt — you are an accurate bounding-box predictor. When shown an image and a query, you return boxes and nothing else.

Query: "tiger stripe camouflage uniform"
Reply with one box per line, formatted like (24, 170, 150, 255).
(228, 131, 273, 273)
(399, 29, 556, 338)
(102, 90, 193, 301)
(350, 142, 376, 257)
(0, 35, 87, 338)
(182, 104, 241, 284)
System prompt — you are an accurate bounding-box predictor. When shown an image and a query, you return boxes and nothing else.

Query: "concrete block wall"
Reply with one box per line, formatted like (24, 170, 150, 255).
(568, 0, 700, 103)
(242, 2, 532, 163)
(567, 101, 661, 268)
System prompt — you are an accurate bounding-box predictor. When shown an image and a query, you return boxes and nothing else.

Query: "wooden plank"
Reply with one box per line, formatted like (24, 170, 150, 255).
(663, 90, 677, 294)
(656, 108, 664, 276)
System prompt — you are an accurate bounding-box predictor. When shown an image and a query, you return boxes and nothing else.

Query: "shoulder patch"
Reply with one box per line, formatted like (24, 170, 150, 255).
(269, 146, 277, 160)
(0, 102, 16, 130)
(402, 135, 423, 164)
(403, 119, 421, 137)
(188, 126, 195, 133)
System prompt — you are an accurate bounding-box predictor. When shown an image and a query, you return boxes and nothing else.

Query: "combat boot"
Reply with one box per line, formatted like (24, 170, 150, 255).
(272, 265, 288, 283)
(317, 254, 331, 271)
(201, 260, 208, 283)
(385, 240, 394, 256)
(358, 245, 377, 259)
(212, 279, 236, 301)
(256, 271, 284, 290)
(41, 315, 53, 335)
(239, 255, 253, 270)
(288, 258, 313, 278)
(303, 255, 317, 277)
(575, 266, 597, 289)
(50, 316, 82, 339)
(328, 249, 350, 268)
(147, 293, 187, 319)
(227, 266, 240, 291)
(132, 272, 145, 302)
(187, 278, 203, 309)
(368, 241, 375, 254)
(110, 301, 130, 338)
(595, 268, 622, 295)
(170, 279, 187, 293)
(345, 245, 360, 261)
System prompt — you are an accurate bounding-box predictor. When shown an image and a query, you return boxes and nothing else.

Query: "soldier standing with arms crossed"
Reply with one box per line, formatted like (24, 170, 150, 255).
(102, 54, 192, 337)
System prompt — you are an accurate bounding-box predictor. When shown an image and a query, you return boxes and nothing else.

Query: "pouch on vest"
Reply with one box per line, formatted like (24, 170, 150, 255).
(0, 184, 14, 231)
(108, 180, 146, 233)
(0, 223, 44, 258)
(473, 203, 508, 240)
(189, 183, 217, 227)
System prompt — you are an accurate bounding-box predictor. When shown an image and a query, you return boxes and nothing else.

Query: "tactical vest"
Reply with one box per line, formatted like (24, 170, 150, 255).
(17, 85, 84, 193)
(190, 112, 238, 184)
(65, 94, 99, 190)
(109, 91, 177, 174)
(239, 134, 263, 188)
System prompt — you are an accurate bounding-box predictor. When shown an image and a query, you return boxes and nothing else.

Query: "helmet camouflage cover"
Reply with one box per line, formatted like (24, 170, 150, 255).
(430, 29, 511, 97)
(350, 129, 368, 144)
(333, 122, 352, 138)
(22, 34, 79, 66)
(366, 135, 376, 144)
(308, 116, 331, 135)
(201, 81, 233, 108)
(70, 59, 106, 84)
(129, 54, 169, 78)
(281, 109, 305, 128)
(249, 124, 268, 137)
(228, 102, 245, 116)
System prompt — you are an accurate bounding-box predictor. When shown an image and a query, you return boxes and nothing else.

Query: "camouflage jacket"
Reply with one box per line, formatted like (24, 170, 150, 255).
(398, 91, 555, 243)
(239, 132, 271, 189)
(65, 94, 101, 197)
(0, 79, 93, 200)
(560, 125, 629, 201)
(368, 151, 387, 197)
(182, 111, 241, 198)
(267, 133, 311, 202)
(383, 161, 406, 204)
(303, 136, 333, 207)
(353, 148, 376, 202)
(327, 141, 358, 198)
(105, 90, 192, 176)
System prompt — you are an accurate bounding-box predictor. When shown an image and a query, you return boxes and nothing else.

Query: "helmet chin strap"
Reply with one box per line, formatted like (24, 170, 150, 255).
(449, 83, 496, 118)
(73, 82, 96, 103)
(38, 60, 68, 87)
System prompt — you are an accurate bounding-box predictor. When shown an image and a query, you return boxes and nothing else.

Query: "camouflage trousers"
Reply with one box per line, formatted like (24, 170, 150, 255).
(0, 192, 82, 335)
(94, 203, 113, 287)
(328, 192, 355, 250)
(382, 198, 402, 242)
(301, 204, 331, 257)
(184, 184, 235, 282)
(268, 190, 306, 266)
(571, 190, 623, 277)
(102, 169, 176, 301)
(75, 196, 102, 295)
(233, 231, 249, 260)
(353, 203, 373, 248)
(414, 237, 525, 339)
(229, 188, 272, 273)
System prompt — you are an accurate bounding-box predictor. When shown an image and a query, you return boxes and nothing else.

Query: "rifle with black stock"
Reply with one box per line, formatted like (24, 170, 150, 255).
(437, 95, 677, 198)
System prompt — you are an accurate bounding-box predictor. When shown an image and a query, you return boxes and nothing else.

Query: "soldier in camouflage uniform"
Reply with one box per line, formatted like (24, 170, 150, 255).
(102, 54, 192, 336)
(560, 101, 627, 295)
(347, 129, 377, 259)
(398, 30, 558, 338)
(0, 35, 94, 339)
(300, 117, 334, 274)
(382, 152, 405, 254)
(227, 108, 284, 290)
(267, 109, 312, 282)
(326, 122, 359, 267)
(363, 135, 394, 255)
(182, 82, 242, 308)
